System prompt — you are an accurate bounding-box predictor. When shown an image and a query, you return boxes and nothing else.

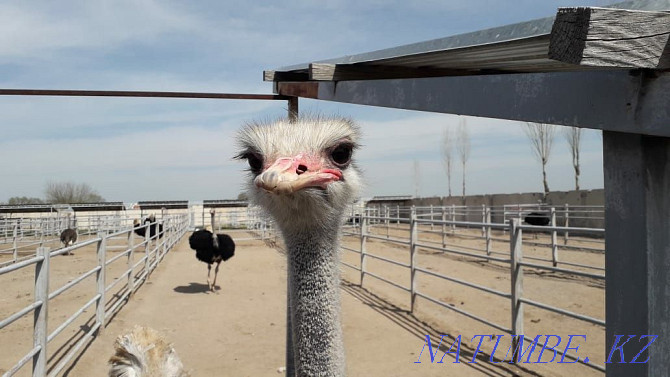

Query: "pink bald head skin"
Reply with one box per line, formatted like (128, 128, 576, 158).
(254, 152, 343, 195)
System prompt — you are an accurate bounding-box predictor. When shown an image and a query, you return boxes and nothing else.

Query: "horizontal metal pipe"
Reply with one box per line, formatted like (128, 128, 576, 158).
(105, 249, 131, 266)
(363, 271, 411, 292)
(47, 295, 99, 342)
(4, 345, 41, 376)
(341, 261, 361, 271)
(415, 241, 511, 263)
(0, 301, 42, 330)
(105, 289, 131, 318)
(364, 233, 411, 245)
(0, 88, 288, 101)
(106, 272, 131, 293)
(0, 255, 43, 275)
(416, 218, 509, 230)
(519, 297, 605, 326)
(552, 346, 606, 372)
(519, 224, 605, 235)
(415, 291, 511, 333)
(51, 237, 101, 257)
(415, 267, 510, 298)
(49, 266, 101, 300)
(364, 252, 410, 268)
(341, 246, 360, 253)
(519, 261, 605, 280)
(47, 321, 101, 377)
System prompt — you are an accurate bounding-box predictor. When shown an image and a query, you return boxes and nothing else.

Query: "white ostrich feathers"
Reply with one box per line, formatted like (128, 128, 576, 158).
(108, 326, 189, 377)
(236, 116, 362, 233)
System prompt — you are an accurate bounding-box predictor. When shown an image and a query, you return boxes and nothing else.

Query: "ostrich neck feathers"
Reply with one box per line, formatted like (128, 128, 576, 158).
(283, 223, 345, 376)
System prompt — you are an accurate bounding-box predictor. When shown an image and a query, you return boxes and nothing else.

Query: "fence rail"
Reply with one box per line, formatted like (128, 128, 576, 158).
(0, 213, 189, 377)
(343, 205, 605, 372)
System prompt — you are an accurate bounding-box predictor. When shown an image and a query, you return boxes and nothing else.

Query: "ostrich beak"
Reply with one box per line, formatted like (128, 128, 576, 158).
(255, 155, 342, 195)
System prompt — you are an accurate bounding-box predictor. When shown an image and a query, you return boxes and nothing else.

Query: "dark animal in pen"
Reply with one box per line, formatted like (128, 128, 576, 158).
(60, 228, 78, 256)
(523, 212, 551, 226)
(189, 230, 235, 291)
(188, 209, 235, 291)
(133, 215, 164, 239)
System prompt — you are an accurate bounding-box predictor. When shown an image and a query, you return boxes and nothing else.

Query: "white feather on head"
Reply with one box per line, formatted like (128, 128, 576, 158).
(236, 115, 362, 233)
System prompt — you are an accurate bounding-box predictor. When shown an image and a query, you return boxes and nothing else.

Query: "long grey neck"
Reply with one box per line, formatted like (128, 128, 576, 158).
(282, 224, 345, 377)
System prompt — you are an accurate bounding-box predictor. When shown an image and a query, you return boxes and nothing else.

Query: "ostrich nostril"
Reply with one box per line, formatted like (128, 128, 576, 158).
(296, 164, 308, 175)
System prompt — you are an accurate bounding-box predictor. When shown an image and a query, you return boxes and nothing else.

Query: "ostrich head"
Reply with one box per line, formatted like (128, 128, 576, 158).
(235, 116, 362, 233)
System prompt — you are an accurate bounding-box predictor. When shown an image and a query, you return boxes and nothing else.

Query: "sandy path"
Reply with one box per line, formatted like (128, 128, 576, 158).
(63, 234, 534, 377)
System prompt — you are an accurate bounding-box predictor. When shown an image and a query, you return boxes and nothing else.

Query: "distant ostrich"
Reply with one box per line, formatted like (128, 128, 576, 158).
(133, 214, 164, 239)
(188, 209, 235, 291)
(60, 215, 78, 256)
(236, 116, 361, 376)
(108, 326, 189, 377)
(524, 211, 551, 226)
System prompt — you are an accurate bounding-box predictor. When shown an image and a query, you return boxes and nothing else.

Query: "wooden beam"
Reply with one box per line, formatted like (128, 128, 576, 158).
(550, 7, 670, 69)
(276, 82, 319, 99)
(277, 70, 670, 137)
(263, 70, 309, 82)
(309, 63, 485, 81)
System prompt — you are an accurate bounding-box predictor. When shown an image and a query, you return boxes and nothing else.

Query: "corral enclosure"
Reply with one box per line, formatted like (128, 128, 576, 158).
(1, 203, 606, 376)
(1, 1, 669, 376)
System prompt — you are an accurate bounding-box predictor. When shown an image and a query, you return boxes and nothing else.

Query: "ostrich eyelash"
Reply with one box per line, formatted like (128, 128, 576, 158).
(234, 150, 264, 174)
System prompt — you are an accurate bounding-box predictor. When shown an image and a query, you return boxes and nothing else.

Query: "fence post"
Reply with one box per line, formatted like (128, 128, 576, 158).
(429, 204, 434, 230)
(385, 206, 390, 238)
(441, 206, 447, 248)
(360, 213, 368, 287)
(95, 233, 107, 334)
(127, 226, 135, 295)
(485, 207, 492, 259)
(161, 219, 167, 261)
(563, 203, 570, 245)
(13, 223, 18, 262)
(144, 223, 151, 276)
(481, 204, 486, 237)
(410, 206, 418, 312)
(33, 246, 50, 377)
(40, 218, 45, 247)
(396, 205, 400, 226)
(450, 204, 456, 234)
(510, 218, 523, 350)
(551, 207, 558, 267)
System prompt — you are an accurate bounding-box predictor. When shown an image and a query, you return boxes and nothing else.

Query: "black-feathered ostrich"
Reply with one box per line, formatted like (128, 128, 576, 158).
(236, 116, 361, 376)
(524, 211, 551, 226)
(108, 116, 360, 377)
(133, 214, 164, 239)
(59, 214, 77, 256)
(188, 209, 235, 291)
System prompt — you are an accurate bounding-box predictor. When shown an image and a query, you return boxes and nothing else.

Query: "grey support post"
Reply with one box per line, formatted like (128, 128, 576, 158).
(603, 131, 670, 376)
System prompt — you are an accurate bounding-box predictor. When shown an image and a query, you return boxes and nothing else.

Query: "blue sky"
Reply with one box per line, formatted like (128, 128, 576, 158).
(0, 0, 616, 203)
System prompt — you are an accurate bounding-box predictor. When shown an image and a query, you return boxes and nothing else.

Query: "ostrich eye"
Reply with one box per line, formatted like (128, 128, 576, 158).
(244, 152, 264, 174)
(330, 143, 353, 167)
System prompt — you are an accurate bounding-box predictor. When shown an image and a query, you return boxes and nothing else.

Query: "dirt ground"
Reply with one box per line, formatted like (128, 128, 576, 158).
(1, 225, 606, 377)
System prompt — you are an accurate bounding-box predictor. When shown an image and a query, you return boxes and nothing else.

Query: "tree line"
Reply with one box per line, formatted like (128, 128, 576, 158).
(440, 119, 583, 200)
(3, 181, 105, 205)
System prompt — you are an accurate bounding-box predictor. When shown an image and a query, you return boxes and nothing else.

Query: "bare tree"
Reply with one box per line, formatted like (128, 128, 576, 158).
(45, 181, 105, 204)
(441, 127, 454, 197)
(457, 118, 471, 198)
(413, 160, 421, 197)
(564, 126, 583, 190)
(524, 122, 556, 199)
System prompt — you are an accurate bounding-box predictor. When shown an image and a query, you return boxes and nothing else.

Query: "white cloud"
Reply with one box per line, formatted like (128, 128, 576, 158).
(0, 1, 200, 59)
(0, 1, 609, 203)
